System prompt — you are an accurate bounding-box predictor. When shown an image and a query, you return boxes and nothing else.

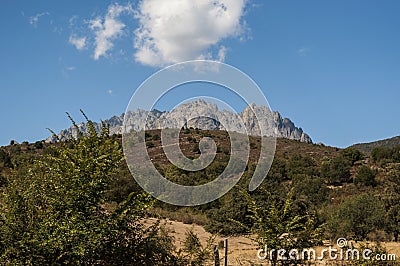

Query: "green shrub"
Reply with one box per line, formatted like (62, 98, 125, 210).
(0, 113, 183, 265)
(354, 165, 377, 187)
(326, 194, 385, 241)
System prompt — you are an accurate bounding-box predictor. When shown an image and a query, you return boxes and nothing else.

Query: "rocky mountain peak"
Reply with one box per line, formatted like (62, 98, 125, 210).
(46, 101, 312, 143)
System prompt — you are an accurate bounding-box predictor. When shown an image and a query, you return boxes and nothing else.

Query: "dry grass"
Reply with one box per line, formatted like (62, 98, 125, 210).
(144, 218, 400, 266)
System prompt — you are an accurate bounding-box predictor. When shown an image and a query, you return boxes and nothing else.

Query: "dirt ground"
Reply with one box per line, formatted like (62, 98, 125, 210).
(144, 218, 400, 265)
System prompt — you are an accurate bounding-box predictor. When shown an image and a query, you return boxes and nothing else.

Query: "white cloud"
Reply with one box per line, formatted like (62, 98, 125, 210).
(69, 35, 87, 50)
(68, 1, 248, 66)
(66, 66, 76, 71)
(106, 89, 114, 95)
(89, 3, 133, 60)
(134, 0, 247, 67)
(29, 12, 49, 28)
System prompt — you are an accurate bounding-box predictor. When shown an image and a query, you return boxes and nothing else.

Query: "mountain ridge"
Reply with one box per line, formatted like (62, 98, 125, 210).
(46, 100, 312, 143)
(350, 135, 400, 153)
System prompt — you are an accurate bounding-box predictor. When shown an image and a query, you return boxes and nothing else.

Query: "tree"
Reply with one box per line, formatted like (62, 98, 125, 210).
(292, 175, 329, 207)
(382, 163, 400, 241)
(354, 165, 377, 187)
(340, 147, 364, 165)
(0, 148, 12, 168)
(182, 228, 215, 265)
(321, 155, 352, 185)
(286, 154, 318, 179)
(371, 145, 400, 165)
(0, 113, 183, 265)
(205, 187, 251, 235)
(243, 188, 322, 265)
(34, 140, 44, 149)
(326, 193, 384, 241)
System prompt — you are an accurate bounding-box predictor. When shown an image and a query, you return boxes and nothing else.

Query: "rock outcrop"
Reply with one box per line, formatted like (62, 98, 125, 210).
(46, 100, 312, 143)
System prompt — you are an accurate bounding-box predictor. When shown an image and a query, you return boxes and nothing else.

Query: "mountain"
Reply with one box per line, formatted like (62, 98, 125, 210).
(350, 135, 400, 153)
(46, 100, 312, 143)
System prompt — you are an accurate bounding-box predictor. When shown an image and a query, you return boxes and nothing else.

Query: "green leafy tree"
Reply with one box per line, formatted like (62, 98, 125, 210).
(321, 155, 352, 185)
(243, 188, 322, 266)
(371, 145, 400, 165)
(354, 165, 377, 187)
(286, 154, 318, 179)
(34, 140, 44, 149)
(340, 147, 364, 165)
(382, 163, 400, 241)
(292, 175, 329, 207)
(182, 228, 215, 265)
(205, 187, 251, 235)
(0, 148, 12, 168)
(0, 113, 183, 265)
(326, 193, 385, 241)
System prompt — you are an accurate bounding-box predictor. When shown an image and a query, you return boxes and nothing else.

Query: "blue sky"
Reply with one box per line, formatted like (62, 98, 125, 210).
(0, 0, 399, 147)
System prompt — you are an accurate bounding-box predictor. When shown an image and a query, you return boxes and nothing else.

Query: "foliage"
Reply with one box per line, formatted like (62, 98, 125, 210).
(340, 147, 364, 165)
(266, 157, 287, 182)
(0, 113, 183, 265)
(371, 145, 400, 165)
(0, 148, 12, 168)
(34, 140, 44, 149)
(205, 187, 251, 235)
(326, 193, 385, 241)
(243, 188, 323, 265)
(352, 135, 400, 154)
(382, 163, 400, 241)
(292, 175, 329, 207)
(193, 143, 200, 154)
(354, 165, 377, 187)
(286, 154, 318, 179)
(321, 155, 352, 185)
(349, 242, 397, 266)
(3, 126, 400, 254)
(182, 228, 215, 265)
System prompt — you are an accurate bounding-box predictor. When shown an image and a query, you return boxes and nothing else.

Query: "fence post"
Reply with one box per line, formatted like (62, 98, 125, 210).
(224, 239, 228, 266)
(214, 245, 220, 266)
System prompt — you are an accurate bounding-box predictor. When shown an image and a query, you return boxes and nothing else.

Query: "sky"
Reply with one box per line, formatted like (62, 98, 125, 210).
(0, 0, 399, 148)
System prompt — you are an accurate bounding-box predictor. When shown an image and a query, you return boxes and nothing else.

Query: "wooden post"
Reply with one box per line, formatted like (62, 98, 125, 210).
(224, 239, 228, 266)
(214, 245, 220, 266)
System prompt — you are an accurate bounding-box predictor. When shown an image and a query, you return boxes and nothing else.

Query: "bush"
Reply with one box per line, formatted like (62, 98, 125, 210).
(287, 154, 318, 179)
(292, 175, 329, 207)
(0, 148, 12, 168)
(326, 194, 385, 241)
(0, 114, 183, 265)
(34, 140, 44, 149)
(205, 187, 251, 235)
(321, 155, 352, 185)
(182, 228, 215, 265)
(371, 145, 400, 164)
(354, 165, 377, 187)
(340, 147, 364, 165)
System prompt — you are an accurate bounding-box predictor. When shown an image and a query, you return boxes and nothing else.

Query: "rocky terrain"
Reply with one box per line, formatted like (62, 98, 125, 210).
(47, 100, 312, 143)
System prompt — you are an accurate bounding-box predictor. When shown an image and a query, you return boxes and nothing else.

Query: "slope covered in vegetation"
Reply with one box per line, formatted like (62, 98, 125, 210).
(1, 125, 400, 264)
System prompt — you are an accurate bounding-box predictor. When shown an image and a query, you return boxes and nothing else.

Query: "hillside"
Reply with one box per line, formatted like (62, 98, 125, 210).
(2, 127, 400, 265)
(351, 135, 400, 153)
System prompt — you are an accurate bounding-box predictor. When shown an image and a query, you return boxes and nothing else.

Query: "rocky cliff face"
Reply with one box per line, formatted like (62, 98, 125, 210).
(46, 100, 312, 143)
